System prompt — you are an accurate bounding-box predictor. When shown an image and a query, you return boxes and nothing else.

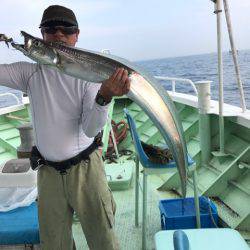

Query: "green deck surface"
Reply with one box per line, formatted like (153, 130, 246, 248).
(72, 174, 178, 250)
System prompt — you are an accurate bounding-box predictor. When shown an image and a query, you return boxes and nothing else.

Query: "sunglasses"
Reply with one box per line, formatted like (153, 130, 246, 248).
(41, 26, 78, 35)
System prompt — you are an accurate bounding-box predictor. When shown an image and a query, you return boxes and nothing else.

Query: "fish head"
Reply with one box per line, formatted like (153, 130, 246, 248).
(13, 31, 61, 66)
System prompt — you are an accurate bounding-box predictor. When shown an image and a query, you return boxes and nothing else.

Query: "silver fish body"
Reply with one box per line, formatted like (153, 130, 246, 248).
(6, 31, 189, 197)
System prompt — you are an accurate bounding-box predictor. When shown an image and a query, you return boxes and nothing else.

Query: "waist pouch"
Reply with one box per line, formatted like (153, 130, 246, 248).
(30, 135, 102, 174)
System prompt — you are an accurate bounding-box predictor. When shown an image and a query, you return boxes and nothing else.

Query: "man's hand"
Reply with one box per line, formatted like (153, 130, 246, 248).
(99, 68, 131, 102)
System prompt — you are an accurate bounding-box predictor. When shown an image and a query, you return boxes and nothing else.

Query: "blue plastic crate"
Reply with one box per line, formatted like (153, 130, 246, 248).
(159, 196, 218, 230)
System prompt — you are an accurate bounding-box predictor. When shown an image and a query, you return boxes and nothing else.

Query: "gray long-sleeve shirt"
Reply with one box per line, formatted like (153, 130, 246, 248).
(0, 62, 109, 161)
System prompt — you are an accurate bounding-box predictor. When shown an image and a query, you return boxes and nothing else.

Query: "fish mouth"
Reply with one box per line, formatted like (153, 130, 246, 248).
(20, 31, 67, 48)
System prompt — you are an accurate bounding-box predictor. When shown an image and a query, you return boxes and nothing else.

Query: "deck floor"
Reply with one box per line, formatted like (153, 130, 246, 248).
(72, 174, 169, 250)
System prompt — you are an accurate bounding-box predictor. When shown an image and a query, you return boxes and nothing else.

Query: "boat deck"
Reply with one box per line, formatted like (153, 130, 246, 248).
(72, 173, 177, 250)
(0, 96, 249, 249)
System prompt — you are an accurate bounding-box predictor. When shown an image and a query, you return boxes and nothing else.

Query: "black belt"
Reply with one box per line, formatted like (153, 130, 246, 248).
(30, 136, 101, 174)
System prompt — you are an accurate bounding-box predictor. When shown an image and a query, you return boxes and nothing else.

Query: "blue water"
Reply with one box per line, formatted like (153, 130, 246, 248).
(136, 50, 250, 109)
(0, 50, 249, 109)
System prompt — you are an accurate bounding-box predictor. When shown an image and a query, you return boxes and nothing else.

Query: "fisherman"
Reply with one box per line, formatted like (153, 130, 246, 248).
(0, 5, 130, 250)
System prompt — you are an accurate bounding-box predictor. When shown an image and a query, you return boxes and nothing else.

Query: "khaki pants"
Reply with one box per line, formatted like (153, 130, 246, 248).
(37, 150, 119, 250)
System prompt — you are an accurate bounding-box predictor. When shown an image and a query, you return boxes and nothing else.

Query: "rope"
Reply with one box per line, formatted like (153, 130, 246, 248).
(106, 120, 128, 158)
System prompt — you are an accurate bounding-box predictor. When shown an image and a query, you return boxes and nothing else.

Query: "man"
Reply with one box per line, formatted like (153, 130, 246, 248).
(0, 5, 130, 250)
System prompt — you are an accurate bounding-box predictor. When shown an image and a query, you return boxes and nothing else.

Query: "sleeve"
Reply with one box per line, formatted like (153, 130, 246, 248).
(0, 62, 37, 92)
(81, 82, 110, 138)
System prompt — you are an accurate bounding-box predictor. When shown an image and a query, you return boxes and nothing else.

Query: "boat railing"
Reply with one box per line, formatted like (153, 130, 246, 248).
(154, 76, 198, 95)
(0, 93, 21, 105)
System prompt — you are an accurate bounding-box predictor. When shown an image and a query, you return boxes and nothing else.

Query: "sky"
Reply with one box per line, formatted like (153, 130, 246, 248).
(0, 0, 250, 62)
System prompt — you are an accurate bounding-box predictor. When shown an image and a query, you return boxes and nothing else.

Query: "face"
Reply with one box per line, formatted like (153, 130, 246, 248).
(42, 26, 80, 46)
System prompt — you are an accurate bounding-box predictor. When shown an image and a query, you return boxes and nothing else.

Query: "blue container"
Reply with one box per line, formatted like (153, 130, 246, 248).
(159, 196, 218, 230)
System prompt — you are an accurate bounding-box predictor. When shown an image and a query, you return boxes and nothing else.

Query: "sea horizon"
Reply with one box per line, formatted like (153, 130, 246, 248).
(135, 48, 250, 63)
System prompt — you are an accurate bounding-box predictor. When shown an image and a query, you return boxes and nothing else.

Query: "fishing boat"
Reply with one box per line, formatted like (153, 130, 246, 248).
(0, 0, 249, 250)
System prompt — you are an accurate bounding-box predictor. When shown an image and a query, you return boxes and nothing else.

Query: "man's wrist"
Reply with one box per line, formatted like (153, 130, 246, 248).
(95, 91, 112, 106)
(98, 89, 112, 103)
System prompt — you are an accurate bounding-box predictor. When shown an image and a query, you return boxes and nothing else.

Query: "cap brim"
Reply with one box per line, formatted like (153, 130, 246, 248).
(40, 18, 78, 28)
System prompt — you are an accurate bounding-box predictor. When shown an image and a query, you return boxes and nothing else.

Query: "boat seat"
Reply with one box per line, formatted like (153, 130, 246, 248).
(154, 228, 249, 250)
(0, 202, 40, 245)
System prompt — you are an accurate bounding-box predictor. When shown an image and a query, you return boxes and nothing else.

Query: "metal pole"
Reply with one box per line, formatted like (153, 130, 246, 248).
(135, 155, 139, 227)
(223, 0, 246, 112)
(195, 81, 212, 165)
(215, 0, 225, 154)
(193, 169, 201, 228)
(142, 172, 147, 250)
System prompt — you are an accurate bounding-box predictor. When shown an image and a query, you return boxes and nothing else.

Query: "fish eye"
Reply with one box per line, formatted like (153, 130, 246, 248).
(26, 39, 41, 50)
(33, 40, 40, 47)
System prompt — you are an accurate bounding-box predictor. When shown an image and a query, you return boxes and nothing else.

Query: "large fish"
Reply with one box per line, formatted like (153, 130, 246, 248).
(1, 31, 189, 197)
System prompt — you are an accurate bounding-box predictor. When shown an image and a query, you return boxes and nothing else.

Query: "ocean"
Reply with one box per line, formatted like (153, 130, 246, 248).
(0, 50, 249, 109)
(137, 50, 250, 109)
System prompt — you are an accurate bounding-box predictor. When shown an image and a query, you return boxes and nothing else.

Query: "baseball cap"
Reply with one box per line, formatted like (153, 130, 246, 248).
(40, 5, 78, 28)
